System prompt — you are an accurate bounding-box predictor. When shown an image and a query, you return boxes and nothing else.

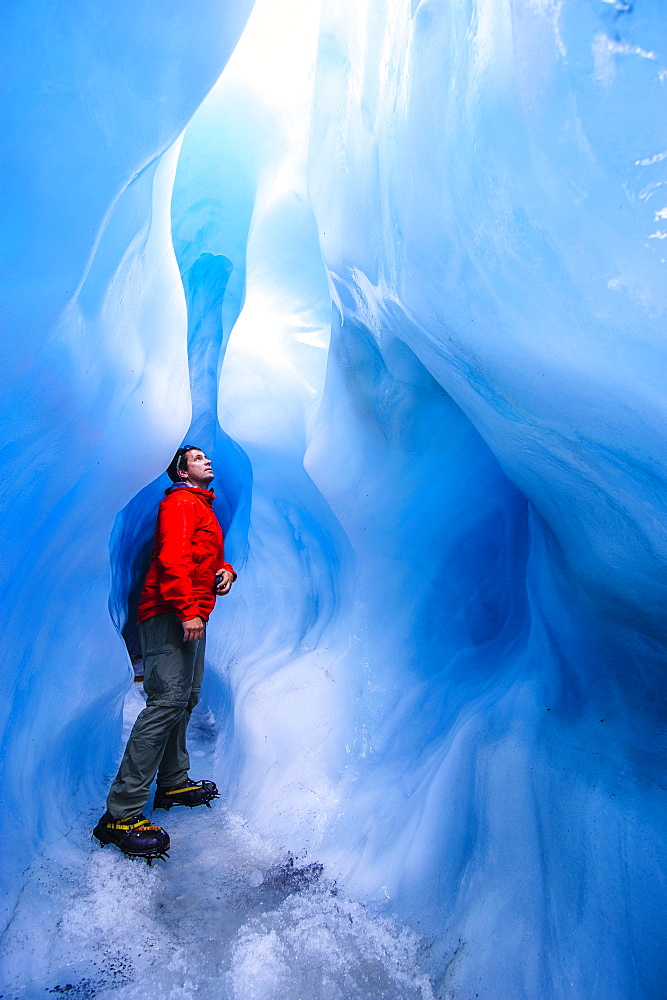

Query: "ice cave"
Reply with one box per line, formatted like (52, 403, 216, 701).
(1, 0, 665, 997)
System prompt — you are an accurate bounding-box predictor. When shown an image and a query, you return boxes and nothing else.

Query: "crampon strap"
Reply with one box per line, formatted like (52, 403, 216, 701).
(162, 784, 203, 796)
(108, 817, 164, 833)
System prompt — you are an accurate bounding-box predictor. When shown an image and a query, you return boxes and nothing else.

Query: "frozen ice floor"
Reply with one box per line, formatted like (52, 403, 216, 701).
(0, 687, 436, 1000)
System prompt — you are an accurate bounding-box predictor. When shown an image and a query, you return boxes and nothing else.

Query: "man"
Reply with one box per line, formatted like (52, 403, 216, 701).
(93, 445, 236, 862)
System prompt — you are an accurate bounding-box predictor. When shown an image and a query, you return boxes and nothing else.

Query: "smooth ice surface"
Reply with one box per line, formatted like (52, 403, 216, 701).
(1, 1, 666, 999)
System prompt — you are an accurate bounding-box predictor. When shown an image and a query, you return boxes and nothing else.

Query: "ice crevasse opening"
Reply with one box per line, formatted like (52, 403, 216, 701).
(0, 1, 666, 999)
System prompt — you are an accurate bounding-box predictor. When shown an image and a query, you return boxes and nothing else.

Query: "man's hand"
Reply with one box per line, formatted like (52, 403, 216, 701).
(182, 616, 205, 642)
(215, 568, 235, 596)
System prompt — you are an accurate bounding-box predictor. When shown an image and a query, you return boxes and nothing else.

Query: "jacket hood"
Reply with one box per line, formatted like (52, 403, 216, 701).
(164, 483, 216, 505)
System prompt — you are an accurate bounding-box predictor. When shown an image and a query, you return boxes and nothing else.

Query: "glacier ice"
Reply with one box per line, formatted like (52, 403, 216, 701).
(1, 1, 666, 999)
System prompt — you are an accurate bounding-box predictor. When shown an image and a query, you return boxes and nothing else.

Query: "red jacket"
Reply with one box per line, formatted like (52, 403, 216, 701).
(138, 484, 235, 624)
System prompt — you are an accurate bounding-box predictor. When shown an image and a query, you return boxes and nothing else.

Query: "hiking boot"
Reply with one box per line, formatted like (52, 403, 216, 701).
(153, 777, 219, 810)
(93, 811, 170, 864)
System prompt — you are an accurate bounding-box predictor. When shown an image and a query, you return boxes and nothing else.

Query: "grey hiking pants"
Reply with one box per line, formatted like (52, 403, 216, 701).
(106, 612, 205, 820)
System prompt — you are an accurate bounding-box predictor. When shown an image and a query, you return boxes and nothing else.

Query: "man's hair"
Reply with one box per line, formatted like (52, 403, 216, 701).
(166, 444, 200, 483)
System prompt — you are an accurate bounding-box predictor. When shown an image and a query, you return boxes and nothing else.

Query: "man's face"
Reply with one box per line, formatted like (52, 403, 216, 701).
(179, 449, 214, 487)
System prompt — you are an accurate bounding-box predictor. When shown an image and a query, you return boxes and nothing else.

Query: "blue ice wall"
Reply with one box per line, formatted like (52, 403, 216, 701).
(1, 1, 666, 999)
(304, 1, 667, 997)
(0, 0, 254, 919)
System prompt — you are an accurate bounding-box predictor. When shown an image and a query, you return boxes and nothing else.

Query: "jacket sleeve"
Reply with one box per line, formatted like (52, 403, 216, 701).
(155, 495, 201, 622)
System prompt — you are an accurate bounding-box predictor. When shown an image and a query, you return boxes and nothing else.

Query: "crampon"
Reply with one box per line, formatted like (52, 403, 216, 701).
(93, 812, 170, 865)
(153, 777, 219, 810)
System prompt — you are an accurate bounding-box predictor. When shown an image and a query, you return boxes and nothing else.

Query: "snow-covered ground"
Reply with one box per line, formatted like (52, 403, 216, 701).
(1, 686, 435, 1000)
